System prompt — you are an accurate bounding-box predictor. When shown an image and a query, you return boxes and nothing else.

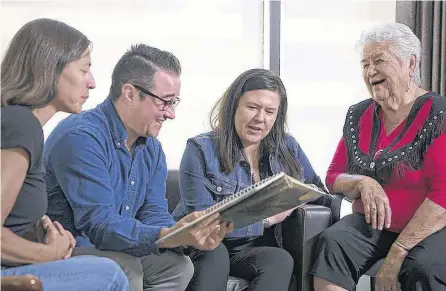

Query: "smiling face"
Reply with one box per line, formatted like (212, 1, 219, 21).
(128, 70, 181, 138)
(234, 89, 281, 148)
(361, 41, 414, 108)
(53, 48, 96, 113)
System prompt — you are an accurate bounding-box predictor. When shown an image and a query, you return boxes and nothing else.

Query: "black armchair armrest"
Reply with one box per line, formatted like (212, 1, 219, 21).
(282, 204, 332, 291)
(331, 193, 347, 223)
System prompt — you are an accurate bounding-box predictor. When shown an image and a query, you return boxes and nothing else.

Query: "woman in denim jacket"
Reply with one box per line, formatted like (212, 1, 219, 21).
(172, 69, 330, 291)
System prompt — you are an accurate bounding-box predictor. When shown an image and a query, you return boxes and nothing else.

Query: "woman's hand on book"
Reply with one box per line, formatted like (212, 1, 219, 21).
(160, 211, 234, 250)
(267, 206, 299, 226)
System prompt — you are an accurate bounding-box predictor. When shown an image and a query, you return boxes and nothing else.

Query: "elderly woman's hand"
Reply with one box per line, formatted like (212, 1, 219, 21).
(375, 243, 408, 291)
(357, 177, 392, 230)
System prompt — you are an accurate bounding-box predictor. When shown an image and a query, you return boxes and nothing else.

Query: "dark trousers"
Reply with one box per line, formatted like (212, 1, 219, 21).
(311, 213, 446, 291)
(186, 238, 294, 291)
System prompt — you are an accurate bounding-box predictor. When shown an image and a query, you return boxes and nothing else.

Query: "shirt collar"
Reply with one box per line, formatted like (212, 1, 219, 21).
(101, 97, 145, 149)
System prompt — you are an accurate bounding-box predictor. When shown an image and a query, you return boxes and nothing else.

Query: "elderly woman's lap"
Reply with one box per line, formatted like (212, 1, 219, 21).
(311, 212, 446, 290)
(399, 227, 446, 290)
(311, 213, 396, 290)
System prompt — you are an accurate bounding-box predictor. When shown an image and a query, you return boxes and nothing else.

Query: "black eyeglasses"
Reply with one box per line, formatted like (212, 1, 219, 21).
(132, 84, 181, 109)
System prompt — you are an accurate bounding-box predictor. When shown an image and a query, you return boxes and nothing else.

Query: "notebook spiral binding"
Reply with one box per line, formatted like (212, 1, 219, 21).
(204, 173, 280, 214)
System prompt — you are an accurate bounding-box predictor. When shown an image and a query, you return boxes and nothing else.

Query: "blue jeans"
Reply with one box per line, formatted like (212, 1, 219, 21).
(1, 255, 129, 291)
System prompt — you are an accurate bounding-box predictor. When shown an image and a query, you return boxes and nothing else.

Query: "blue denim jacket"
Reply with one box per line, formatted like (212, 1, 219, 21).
(172, 131, 326, 242)
(43, 98, 175, 257)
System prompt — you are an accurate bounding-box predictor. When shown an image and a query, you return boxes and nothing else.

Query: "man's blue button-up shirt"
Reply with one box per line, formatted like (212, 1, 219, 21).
(43, 98, 175, 257)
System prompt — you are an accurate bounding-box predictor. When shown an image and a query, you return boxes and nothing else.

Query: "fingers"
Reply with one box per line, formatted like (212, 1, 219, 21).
(67, 231, 76, 249)
(202, 223, 226, 250)
(185, 211, 220, 228)
(364, 201, 371, 224)
(198, 213, 220, 228)
(53, 221, 66, 236)
(192, 220, 222, 249)
(377, 200, 386, 230)
(193, 220, 235, 250)
(40, 215, 53, 232)
(376, 281, 398, 291)
(361, 183, 392, 230)
(370, 204, 377, 229)
(41, 217, 59, 243)
(372, 197, 391, 230)
(192, 219, 220, 239)
(63, 247, 73, 259)
(384, 200, 392, 229)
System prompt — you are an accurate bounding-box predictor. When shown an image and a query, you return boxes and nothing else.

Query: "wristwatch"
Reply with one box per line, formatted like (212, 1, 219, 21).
(263, 218, 271, 228)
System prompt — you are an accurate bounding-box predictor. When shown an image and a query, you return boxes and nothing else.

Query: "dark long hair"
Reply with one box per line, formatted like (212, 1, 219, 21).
(210, 68, 302, 179)
(1, 18, 91, 108)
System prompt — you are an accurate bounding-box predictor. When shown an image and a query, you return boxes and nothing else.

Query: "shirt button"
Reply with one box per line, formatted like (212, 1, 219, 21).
(216, 186, 222, 192)
(130, 181, 135, 185)
(125, 205, 130, 211)
(116, 142, 121, 147)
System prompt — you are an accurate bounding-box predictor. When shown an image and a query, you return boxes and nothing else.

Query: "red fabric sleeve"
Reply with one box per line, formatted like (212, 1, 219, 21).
(423, 133, 446, 209)
(326, 138, 349, 193)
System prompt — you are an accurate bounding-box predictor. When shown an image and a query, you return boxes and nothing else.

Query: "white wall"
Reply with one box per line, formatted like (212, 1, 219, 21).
(1, 0, 396, 175)
(281, 0, 396, 183)
(1, 0, 264, 169)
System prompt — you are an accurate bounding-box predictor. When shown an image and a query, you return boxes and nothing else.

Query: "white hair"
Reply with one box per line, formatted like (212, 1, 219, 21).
(356, 22, 422, 86)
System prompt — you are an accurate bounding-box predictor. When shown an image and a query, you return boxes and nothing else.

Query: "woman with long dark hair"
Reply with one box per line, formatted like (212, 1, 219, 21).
(173, 68, 330, 291)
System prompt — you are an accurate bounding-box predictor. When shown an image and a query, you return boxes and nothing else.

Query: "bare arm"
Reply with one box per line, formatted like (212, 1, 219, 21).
(375, 199, 446, 291)
(395, 135, 446, 249)
(333, 174, 392, 230)
(327, 138, 371, 201)
(395, 198, 446, 251)
(375, 134, 446, 291)
(1, 148, 55, 265)
(332, 173, 368, 200)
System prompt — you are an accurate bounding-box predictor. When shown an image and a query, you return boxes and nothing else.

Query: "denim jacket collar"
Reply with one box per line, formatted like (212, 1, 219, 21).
(101, 97, 147, 150)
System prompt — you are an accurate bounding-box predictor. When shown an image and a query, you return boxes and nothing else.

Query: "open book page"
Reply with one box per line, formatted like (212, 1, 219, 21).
(156, 172, 325, 245)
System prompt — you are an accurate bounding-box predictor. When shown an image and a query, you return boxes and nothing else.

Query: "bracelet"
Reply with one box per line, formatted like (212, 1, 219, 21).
(263, 218, 271, 228)
(394, 240, 411, 252)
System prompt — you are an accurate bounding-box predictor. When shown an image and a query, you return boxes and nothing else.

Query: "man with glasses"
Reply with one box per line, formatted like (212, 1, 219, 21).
(43, 44, 232, 291)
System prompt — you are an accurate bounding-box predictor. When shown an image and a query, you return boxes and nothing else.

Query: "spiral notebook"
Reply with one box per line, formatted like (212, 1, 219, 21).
(156, 172, 325, 245)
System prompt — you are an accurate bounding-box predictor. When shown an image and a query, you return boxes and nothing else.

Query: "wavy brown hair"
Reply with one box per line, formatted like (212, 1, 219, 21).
(210, 68, 303, 179)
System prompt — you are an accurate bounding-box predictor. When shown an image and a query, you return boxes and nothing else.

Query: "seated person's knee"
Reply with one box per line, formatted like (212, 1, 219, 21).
(265, 248, 294, 273)
(179, 255, 195, 282)
(401, 253, 432, 281)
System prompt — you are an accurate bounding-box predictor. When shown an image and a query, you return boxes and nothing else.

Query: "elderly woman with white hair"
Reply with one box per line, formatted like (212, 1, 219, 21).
(311, 22, 446, 291)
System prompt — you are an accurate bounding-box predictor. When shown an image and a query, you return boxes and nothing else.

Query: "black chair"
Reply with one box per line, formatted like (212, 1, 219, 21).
(331, 193, 384, 291)
(166, 170, 333, 291)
